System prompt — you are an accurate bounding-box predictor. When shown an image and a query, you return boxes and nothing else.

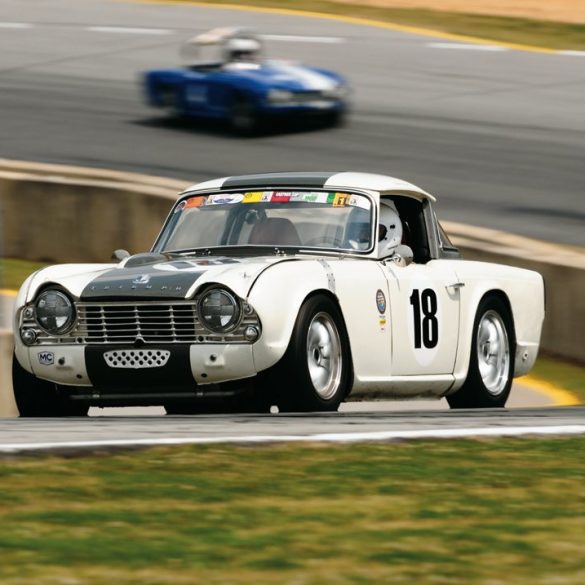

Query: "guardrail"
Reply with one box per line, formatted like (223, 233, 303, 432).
(1, 159, 584, 415)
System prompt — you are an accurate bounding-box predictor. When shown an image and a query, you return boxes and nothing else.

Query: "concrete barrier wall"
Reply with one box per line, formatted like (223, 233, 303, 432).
(0, 330, 17, 417)
(443, 222, 585, 363)
(0, 160, 189, 263)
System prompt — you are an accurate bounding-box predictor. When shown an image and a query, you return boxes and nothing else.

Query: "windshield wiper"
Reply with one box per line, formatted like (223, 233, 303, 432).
(169, 246, 300, 257)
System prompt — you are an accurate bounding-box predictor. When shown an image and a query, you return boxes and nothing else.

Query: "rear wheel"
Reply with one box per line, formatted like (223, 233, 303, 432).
(276, 295, 352, 412)
(12, 353, 89, 417)
(447, 297, 514, 409)
(159, 86, 183, 117)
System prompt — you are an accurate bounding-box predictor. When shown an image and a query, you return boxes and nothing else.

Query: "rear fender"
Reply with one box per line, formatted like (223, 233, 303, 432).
(450, 263, 544, 391)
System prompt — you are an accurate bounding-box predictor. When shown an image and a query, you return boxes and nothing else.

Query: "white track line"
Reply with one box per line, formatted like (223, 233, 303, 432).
(0, 22, 34, 29)
(559, 50, 585, 57)
(427, 42, 509, 51)
(86, 26, 172, 35)
(2, 425, 585, 453)
(261, 34, 344, 43)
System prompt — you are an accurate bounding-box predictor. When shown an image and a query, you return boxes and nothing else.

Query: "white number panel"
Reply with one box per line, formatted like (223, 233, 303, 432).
(384, 262, 460, 376)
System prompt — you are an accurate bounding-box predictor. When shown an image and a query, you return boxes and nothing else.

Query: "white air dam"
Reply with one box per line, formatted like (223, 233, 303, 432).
(2, 425, 585, 453)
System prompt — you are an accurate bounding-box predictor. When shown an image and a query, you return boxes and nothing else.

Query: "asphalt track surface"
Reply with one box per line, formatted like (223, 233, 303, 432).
(1, 0, 584, 246)
(2, 407, 585, 453)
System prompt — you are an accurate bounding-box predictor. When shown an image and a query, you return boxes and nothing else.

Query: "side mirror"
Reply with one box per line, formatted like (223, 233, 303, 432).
(112, 249, 131, 261)
(390, 245, 414, 267)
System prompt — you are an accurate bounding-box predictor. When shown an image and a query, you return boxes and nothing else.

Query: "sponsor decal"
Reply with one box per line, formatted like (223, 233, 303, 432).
(333, 193, 350, 207)
(38, 351, 54, 366)
(348, 195, 370, 210)
(184, 196, 205, 209)
(271, 191, 291, 203)
(206, 194, 244, 205)
(243, 192, 264, 203)
(326, 192, 336, 204)
(376, 289, 386, 314)
(132, 274, 151, 285)
(186, 85, 207, 104)
(260, 192, 273, 202)
(301, 193, 319, 203)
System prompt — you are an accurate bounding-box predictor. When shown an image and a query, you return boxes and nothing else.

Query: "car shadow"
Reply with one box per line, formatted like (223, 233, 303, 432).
(132, 114, 346, 139)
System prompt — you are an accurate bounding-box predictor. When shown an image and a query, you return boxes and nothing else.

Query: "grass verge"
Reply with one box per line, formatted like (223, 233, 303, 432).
(531, 355, 585, 404)
(155, 0, 585, 50)
(0, 258, 47, 291)
(1, 439, 585, 584)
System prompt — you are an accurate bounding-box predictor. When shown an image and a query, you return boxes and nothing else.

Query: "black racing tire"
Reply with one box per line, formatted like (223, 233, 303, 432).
(159, 85, 183, 118)
(230, 96, 262, 135)
(12, 353, 89, 417)
(447, 296, 515, 409)
(324, 109, 346, 128)
(275, 295, 352, 412)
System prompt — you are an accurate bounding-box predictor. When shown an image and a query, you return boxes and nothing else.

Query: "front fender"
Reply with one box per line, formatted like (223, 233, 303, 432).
(247, 260, 329, 372)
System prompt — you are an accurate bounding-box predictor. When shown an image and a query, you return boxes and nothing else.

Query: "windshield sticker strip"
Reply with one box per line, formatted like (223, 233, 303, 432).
(181, 191, 372, 208)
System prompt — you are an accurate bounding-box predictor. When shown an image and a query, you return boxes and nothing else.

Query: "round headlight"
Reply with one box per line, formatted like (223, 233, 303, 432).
(35, 290, 75, 334)
(198, 289, 240, 333)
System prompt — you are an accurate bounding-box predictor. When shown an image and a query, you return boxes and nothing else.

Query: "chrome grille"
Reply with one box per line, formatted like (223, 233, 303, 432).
(80, 303, 197, 344)
(292, 91, 337, 103)
(22, 301, 261, 345)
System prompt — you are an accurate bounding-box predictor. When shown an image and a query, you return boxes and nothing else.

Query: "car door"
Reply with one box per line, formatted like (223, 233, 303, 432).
(383, 259, 461, 376)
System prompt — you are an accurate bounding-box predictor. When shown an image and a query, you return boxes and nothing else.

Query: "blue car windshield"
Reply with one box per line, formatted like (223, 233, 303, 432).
(156, 190, 373, 253)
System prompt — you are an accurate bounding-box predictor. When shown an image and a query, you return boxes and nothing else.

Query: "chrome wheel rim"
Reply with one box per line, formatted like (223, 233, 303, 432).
(306, 312, 343, 400)
(476, 310, 510, 396)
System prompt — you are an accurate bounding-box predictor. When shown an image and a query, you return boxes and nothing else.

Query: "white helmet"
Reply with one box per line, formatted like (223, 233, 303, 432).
(378, 201, 403, 257)
(224, 37, 261, 62)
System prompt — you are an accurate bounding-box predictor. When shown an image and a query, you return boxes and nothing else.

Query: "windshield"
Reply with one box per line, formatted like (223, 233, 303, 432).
(155, 190, 373, 254)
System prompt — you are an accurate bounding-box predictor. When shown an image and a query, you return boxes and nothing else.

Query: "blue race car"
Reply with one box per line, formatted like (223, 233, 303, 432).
(143, 28, 349, 133)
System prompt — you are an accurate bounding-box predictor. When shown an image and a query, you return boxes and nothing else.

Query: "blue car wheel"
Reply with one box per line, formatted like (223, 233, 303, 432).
(230, 96, 261, 135)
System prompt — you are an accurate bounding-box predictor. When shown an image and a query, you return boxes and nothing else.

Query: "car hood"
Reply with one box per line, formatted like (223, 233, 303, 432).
(230, 62, 340, 92)
(24, 256, 301, 303)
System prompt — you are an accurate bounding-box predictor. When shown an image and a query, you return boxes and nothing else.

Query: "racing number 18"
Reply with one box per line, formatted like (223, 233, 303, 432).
(410, 289, 439, 349)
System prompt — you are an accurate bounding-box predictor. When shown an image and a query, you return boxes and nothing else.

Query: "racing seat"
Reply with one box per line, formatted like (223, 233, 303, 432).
(248, 218, 302, 246)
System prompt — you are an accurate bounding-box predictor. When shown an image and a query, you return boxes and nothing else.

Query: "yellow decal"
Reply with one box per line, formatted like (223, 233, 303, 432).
(243, 191, 264, 203)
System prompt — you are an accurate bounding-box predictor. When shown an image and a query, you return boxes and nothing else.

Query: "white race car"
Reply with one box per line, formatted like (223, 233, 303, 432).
(12, 172, 545, 416)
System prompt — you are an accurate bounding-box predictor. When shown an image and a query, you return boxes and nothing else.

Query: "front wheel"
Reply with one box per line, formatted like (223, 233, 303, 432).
(276, 295, 352, 412)
(230, 97, 262, 135)
(447, 297, 515, 409)
(12, 353, 89, 417)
